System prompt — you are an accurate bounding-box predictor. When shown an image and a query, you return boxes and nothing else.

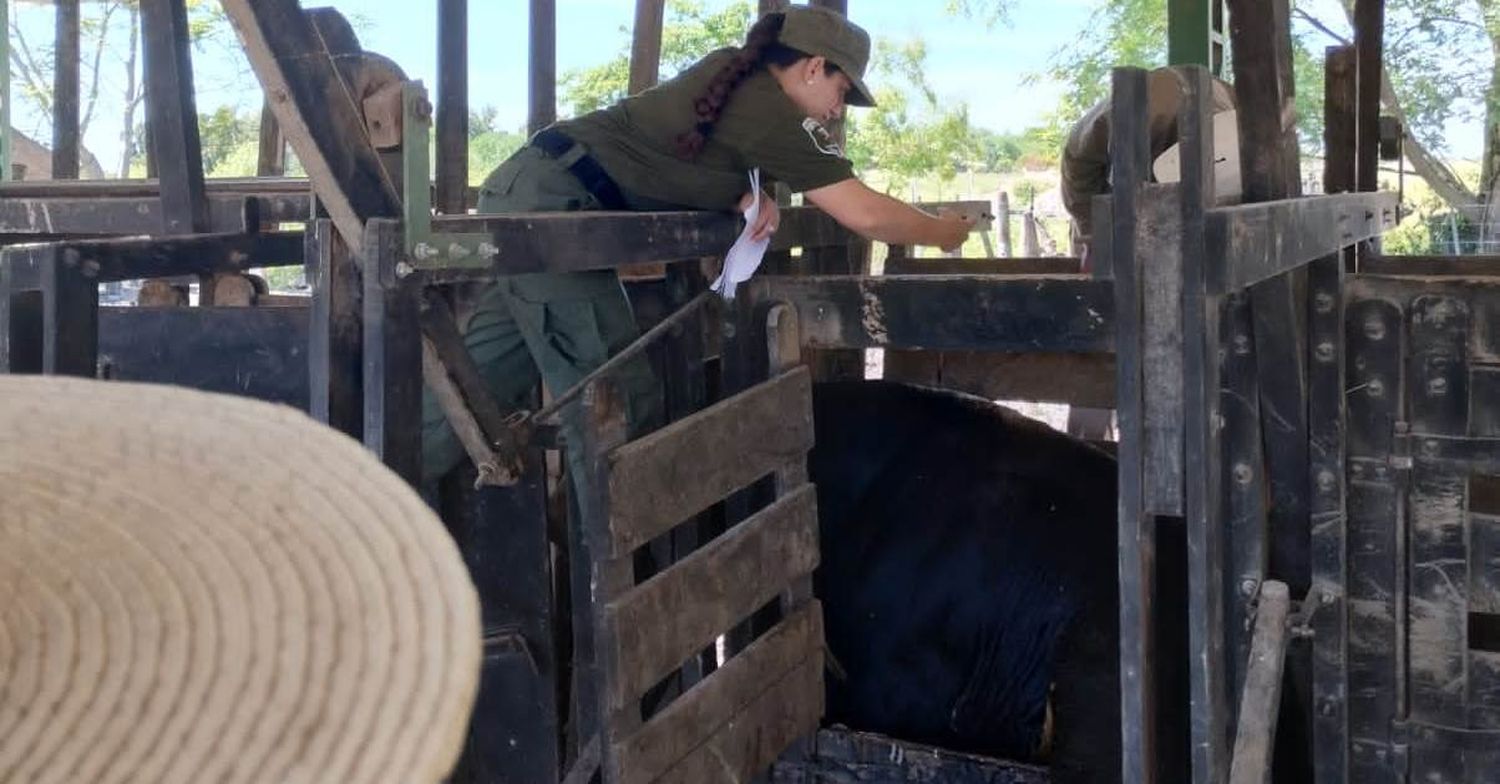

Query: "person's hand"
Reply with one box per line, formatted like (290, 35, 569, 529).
(935, 209, 973, 253)
(739, 190, 780, 242)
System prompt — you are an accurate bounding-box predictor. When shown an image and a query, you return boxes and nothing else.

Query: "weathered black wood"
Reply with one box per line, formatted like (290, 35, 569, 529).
(436, 0, 469, 215)
(883, 257, 1082, 276)
(1310, 49, 1356, 784)
(98, 306, 309, 407)
(1362, 256, 1500, 276)
(1, 232, 302, 288)
(1354, 0, 1385, 195)
(221, 0, 401, 253)
(1221, 289, 1268, 708)
(443, 452, 560, 784)
(1227, 581, 1291, 784)
(142, 0, 209, 236)
(0, 195, 295, 236)
(361, 219, 421, 486)
(1226, 0, 1300, 203)
(0, 176, 313, 199)
(1142, 184, 1185, 518)
(529, 0, 557, 134)
(308, 219, 362, 439)
(747, 275, 1113, 353)
(1110, 66, 1158, 784)
(41, 248, 97, 377)
(1343, 295, 1403, 784)
(0, 277, 43, 374)
(1405, 296, 1471, 747)
(770, 728, 1049, 784)
(1176, 67, 1229, 784)
(1207, 194, 1397, 293)
(52, 0, 80, 180)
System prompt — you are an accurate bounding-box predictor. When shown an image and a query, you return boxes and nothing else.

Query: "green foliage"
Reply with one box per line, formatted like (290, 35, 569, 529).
(469, 130, 526, 185)
(844, 38, 977, 187)
(198, 107, 258, 175)
(559, 0, 753, 116)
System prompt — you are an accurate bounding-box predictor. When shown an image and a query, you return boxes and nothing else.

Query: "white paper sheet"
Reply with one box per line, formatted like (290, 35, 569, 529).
(711, 168, 771, 300)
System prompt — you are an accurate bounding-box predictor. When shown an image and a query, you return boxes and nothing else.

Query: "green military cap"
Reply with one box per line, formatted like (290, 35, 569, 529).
(775, 5, 876, 108)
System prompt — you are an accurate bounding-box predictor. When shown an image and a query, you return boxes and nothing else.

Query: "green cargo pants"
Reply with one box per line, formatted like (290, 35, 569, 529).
(420, 144, 664, 485)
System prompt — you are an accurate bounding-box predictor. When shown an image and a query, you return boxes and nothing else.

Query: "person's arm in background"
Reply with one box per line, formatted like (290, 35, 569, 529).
(804, 178, 972, 251)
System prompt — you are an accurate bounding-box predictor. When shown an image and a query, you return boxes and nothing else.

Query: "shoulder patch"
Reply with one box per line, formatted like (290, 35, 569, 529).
(801, 118, 846, 158)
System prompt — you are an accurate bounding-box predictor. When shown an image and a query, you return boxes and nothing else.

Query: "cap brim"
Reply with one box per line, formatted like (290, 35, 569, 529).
(847, 74, 876, 108)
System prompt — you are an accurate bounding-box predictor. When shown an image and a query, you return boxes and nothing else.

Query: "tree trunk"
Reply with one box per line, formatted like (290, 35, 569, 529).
(1482, 28, 1500, 249)
(118, 5, 140, 177)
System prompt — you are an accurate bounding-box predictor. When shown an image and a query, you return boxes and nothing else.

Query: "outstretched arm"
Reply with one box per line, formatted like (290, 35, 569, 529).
(804, 178, 971, 251)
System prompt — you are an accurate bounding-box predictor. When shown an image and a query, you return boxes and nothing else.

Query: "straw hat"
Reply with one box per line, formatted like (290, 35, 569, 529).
(0, 376, 481, 783)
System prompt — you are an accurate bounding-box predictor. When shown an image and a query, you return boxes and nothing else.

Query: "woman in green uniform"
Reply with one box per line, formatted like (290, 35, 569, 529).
(423, 4, 974, 484)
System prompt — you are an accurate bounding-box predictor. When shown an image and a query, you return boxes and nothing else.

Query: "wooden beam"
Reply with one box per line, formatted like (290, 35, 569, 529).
(0, 194, 295, 235)
(51, 0, 79, 180)
(141, 0, 208, 235)
(528, 0, 557, 134)
(0, 232, 304, 287)
(257, 100, 287, 177)
(753, 275, 1114, 353)
(628, 0, 666, 95)
(1354, 0, 1385, 193)
(220, 0, 401, 254)
(436, 0, 468, 214)
(1207, 193, 1397, 291)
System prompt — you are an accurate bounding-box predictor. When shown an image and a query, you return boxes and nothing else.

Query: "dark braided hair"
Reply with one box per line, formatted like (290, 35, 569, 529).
(675, 12, 841, 160)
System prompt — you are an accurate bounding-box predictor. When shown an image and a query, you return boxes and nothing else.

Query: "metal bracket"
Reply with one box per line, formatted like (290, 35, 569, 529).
(401, 81, 495, 271)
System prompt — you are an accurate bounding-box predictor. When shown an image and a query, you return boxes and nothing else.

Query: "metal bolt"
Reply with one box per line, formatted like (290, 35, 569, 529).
(62, 248, 82, 268)
(1233, 463, 1254, 485)
(1240, 579, 1259, 598)
(1423, 439, 1440, 457)
(477, 242, 499, 260)
(1233, 334, 1251, 355)
(1366, 378, 1385, 398)
(1314, 293, 1335, 314)
(1318, 470, 1337, 493)
(1351, 463, 1365, 478)
(1315, 342, 1336, 363)
(1321, 591, 1336, 606)
(1364, 317, 1386, 340)
(1427, 377, 1448, 395)
(412, 242, 439, 261)
(1375, 465, 1390, 479)
(448, 242, 472, 260)
(395, 261, 416, 278)
(81, 260, 100, 278)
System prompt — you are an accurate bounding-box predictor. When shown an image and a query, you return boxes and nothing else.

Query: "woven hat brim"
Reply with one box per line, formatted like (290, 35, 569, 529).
(0, 376, 481, 784)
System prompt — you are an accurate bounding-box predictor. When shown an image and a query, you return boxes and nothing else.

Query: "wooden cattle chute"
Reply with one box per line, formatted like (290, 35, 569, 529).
(4, 0, 1500, 782)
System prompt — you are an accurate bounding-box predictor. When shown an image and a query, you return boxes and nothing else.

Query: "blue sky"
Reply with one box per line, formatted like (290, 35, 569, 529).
(5, 0, 1485, 174)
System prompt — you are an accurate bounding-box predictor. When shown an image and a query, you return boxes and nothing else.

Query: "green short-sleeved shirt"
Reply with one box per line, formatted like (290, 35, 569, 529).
(555, 49, 856, 211)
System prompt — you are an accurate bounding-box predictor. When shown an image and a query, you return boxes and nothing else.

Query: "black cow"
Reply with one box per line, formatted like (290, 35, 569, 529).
(808, 380, 1188, 783)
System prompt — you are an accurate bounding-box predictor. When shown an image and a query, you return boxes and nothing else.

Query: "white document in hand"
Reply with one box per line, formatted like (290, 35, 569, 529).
(711, 168, 770, 300)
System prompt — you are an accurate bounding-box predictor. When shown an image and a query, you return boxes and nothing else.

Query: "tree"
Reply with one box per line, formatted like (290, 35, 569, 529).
(467, 106, 527, 185)
(845, 38, 978, 187)
(9, 0, 235, 177)
(559, 0, 753, 116)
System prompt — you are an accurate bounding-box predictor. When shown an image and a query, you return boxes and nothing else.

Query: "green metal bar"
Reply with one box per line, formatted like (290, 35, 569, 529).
(1169, 0, 1213, 67)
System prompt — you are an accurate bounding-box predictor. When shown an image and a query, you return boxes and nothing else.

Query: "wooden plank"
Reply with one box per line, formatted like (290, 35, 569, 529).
(772, 728, 1050, 784)
(97, 306, 309, 407)
(528, 0, 556, 134)
(220, 0, 401, 254)
(0, 195, 286, 236)
(257, 101, 287, 177)
(1142, 183, 1184, 517)
(655, 656, 821, 784)
(1354, 0, 1385, 195)
(1363, 255, 1500, 276)
(1228, 581, 1291, 784)
(628, 0, 666, 94)
(308, 219, 362, 439)
(918, 350, 1117, 408)
(436, 0, 469, 215)
(606, 367, 813, 556)
(612, 602, 822, 784)
(1, 232, 303, 287)
(52, 0, 80, 180)
(751, 275, 1114, 353)
(0, 176, 314, 199)
(1175, 67, 1229, 784)
(1109, 66, 1157, 784)
(1207, 193, 1397, 292)
(141, 0, 209, 236)
(360, 219, 422, 486)
(604, 484, 818, 710)
(883, 257, 1082, 276)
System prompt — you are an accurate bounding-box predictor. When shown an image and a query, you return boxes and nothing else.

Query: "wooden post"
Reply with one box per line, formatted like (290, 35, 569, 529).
(628, 0, 666, 96)
(1353, 0, 1384, 195)
(528, 0, 557, 135)
(308, 218, 362, 440)
(142, 0, 209, 236)
(1022, 211, 1041, 256)
(256, 100, 287, 177)
(436, 0, 469, 215)
(360, 218, 422, 486)
(1227, 581, 1292, 784)
(996, 191, 1012, 257)
(52, 0, 80, 180)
